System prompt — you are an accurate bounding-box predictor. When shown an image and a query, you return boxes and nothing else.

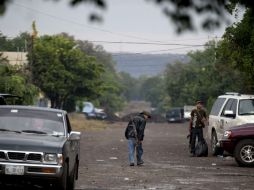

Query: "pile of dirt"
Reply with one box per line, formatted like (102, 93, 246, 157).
(105, 112, 121, 122)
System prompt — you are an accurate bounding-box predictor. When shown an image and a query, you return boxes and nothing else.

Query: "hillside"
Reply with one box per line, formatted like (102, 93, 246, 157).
(112, 53, 189, 78)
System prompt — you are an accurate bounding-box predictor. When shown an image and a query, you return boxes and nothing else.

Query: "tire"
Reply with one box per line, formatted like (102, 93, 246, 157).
(211, 131, 223, 156)
(67, 162, 77, 190)
(56, 162, 68, 190)
(234, 139, 254, 167)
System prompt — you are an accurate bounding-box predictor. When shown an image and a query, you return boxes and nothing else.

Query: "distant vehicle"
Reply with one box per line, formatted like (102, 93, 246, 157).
(208, 92, 254, 156)
(166, 107, 184, 123)
(0, 105, 81, 189)
(221, 123, 254, 167)
(0, 93, 21, 105)
(82, 102, 107, 120)
(184, 105, 195, 120)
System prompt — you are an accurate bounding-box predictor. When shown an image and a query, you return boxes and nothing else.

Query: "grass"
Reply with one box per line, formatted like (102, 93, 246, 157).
(68, 113, 111, 131)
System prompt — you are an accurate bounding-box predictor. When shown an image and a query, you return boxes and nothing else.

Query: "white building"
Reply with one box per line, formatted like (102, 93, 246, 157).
(1, 51, 28, 66)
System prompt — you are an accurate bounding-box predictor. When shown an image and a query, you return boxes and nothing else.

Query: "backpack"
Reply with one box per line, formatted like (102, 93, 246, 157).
(195, 139, 208, 157)
(125, 118, 138, 140)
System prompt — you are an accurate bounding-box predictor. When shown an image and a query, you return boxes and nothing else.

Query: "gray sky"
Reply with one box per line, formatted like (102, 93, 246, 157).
(0, 0, 237, 54)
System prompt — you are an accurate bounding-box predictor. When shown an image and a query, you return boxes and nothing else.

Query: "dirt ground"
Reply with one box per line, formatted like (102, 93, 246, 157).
(76, 122, 254, 190)
(1, 121, 254, 190)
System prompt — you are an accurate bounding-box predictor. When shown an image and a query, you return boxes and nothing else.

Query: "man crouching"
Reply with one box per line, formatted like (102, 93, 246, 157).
(125, 111, 151, 166)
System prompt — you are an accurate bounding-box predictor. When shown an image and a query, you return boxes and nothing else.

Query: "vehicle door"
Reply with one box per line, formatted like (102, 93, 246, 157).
(64, 114, 80, 171)
(219, 98, 238, 138)
(208, 97, 226, 140)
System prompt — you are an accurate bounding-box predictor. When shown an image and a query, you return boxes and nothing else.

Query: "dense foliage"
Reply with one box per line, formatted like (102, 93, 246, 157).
(0, 31, 125, 113)
(0, 53, 38, 105)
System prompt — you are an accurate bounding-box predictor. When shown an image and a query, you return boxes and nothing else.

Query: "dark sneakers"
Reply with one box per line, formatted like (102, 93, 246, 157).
(137, 160, 144, 166)
(130, 163, 134, 166)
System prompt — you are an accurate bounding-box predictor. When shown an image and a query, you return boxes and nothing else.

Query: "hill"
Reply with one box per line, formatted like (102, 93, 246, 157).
(112, 53, 189, 78)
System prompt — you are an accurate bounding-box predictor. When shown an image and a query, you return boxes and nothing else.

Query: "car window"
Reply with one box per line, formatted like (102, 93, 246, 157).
(239, 99, 254, 115)
(221, 98, 237, 117)
(66, 114, 72, 133)
(231, 99, 237, 115)
(210, 98, 226, 116)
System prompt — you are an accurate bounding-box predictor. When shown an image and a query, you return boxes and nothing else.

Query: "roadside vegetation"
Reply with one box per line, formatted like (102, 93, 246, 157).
(68, 113, 110, 131)
(0, 4, 254, 115)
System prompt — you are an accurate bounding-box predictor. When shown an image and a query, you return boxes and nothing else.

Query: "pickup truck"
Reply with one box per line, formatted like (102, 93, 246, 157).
(0, 105, 80, 189)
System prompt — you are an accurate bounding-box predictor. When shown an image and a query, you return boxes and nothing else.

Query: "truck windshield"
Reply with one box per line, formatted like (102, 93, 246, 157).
(0, 109, 65, 136)
(239, 99, 254, 115)
(168, 110, 181, 117)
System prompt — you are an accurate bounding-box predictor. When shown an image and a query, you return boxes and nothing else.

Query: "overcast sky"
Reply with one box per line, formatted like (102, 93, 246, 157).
(0, 0, 238, 54)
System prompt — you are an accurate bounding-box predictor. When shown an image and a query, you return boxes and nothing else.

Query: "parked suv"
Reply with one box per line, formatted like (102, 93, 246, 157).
(208, 93, 254, 155)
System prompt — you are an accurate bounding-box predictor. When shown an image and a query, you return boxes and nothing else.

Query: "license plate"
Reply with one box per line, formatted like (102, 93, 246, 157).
(5, 165, 25, 175)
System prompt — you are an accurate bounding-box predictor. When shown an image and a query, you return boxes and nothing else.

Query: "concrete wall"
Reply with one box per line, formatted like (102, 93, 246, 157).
(1, 51, 28, 66)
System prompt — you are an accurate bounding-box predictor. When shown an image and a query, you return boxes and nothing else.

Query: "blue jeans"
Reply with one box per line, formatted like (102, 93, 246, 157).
(128, 138, 143, 164)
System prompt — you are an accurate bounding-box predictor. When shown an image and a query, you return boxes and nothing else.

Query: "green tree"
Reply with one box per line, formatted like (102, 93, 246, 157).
(29, 34, 104, 109)
(218, 8, 254, 92)
(118, 72, 139, 101)
(139, 75, 171, 113)
(164, 41, 244, 111)
(0, 63, 38, 105)
(0, 32, 31, 52)
(73, 39, 125, 113)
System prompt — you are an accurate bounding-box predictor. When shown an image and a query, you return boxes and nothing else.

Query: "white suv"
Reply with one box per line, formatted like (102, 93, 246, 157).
(208, 93, 254, 155)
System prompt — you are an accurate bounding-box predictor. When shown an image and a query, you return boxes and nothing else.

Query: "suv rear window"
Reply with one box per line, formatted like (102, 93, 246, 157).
(210, 98, 226, 116)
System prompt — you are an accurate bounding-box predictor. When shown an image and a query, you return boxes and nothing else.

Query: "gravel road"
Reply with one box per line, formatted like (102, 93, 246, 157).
(76, 122, 254, 190)
(2, 121, 253, 189)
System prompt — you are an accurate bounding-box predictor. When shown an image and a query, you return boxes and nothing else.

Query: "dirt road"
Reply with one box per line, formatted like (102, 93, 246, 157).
(76, 122, 254, 190)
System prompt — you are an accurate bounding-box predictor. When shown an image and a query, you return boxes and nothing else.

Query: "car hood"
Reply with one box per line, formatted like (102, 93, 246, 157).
(230, 123, 254, 131)
(0, 132, 66, 153)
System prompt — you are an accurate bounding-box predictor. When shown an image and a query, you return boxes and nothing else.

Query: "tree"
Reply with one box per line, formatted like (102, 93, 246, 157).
(118, 72, 139, 101)
(73, 38, 125, 113)
(164, 41, 245, 111)
(218, 8, 254, 92)
(29, 34, 104, 109)
(0, 32, 31, 52)
(139, 75, 171, 113)
(0, 62, 38, 105)
(0, 0, 249, 33)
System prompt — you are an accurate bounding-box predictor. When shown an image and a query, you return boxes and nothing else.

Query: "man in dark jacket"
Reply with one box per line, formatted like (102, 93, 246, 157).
(125, 111, 151, 166)
(189, 100, 207, 156)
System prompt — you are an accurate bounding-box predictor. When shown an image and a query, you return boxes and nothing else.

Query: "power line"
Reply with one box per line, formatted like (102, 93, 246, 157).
(12, 2, 165, 43)
(111, 46, 205, 56)
(90, 41, 205, 46)
(12, 3, 222, 45)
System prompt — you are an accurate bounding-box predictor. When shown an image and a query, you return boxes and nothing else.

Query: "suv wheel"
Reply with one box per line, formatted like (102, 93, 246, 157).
(234, 139, 254, 167)
(211, 131, 223, 156)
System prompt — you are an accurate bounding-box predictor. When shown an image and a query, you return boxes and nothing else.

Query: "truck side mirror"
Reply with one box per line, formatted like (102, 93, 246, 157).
(69, 131, 81, 140)
(224, 110, 236, 118)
